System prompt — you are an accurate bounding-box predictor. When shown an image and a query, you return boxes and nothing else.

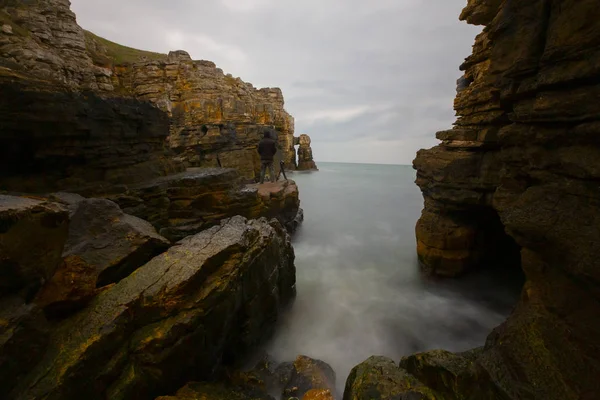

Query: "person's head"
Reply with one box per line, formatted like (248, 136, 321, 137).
(263, 130, 270, 138)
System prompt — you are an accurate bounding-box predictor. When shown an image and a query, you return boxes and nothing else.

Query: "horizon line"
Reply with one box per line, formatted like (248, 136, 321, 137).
(314, 160, 413, 167)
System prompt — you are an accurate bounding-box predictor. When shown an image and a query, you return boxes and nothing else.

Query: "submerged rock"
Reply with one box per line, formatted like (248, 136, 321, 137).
(10, 216, 296, 400)
(0, 195, 69, 299)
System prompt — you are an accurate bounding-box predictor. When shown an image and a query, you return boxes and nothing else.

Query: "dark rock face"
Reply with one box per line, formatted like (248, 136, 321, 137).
(9, 216, 296, 400)
(155, 381, 276, 400)
(0, 296, 50, 399)
(404, 0, 600, 399)
(0, 195, 69, 298)
(34, 198, 170, 316)
(108, 168, 301, 242)
(0, 73, 184, 193)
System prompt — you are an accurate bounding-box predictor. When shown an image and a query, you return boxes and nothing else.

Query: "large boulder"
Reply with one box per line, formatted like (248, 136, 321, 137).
(283, 356, 337, 400)
(10, 216, 296, 400)
(343, 356, 432, 400)
(0, 195, 69, 299)
(33, 198, 170, 316)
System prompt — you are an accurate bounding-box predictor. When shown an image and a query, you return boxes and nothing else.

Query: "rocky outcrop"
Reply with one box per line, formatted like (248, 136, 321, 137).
(0, 68, 184, 193)
(8, 216, 296, 400)
(295, 134, 318, 171)
(0, 0, 301, 188)
(402, 0, 600, 399)
(111, 53, 297, 179)
(107, 168, 301, 242)
(0, 0, 113, 90)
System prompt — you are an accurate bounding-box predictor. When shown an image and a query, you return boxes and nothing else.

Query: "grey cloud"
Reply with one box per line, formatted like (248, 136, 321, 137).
(71, 0, 480, 164)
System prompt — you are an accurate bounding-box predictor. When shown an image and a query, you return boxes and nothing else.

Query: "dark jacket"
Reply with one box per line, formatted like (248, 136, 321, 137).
(258, 137, 277, 162)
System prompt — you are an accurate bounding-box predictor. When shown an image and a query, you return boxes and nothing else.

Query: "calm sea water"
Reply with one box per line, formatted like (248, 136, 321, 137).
(265, 162, 522, 392)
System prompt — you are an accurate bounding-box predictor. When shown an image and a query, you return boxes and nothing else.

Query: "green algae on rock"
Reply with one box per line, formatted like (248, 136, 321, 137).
(9, 216, 296, 400)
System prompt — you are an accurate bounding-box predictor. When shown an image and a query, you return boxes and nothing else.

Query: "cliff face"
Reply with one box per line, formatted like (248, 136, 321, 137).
(0, 0, 300, 188)
(404, 0, 600, 399)
(110, 50, 297, 178)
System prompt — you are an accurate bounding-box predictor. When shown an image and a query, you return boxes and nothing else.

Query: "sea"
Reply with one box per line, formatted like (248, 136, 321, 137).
(264, 162, 523, 393)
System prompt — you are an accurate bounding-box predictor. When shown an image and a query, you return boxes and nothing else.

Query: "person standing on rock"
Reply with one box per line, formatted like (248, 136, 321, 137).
(258, 129, 277, 183)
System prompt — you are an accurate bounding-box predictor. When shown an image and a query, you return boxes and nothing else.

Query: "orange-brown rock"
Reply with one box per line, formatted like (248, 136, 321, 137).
(110, 54, 297, 179)
(390, 0, 600, 399)
(0, 0, 302, 189)
(33, 255, 96, 317)
(296, 134, 318, 171)
(303, 389, 335, 400)
(109, 168, 302, 242)
(10, 216, 296, 400)
(283, 355, 337, 400)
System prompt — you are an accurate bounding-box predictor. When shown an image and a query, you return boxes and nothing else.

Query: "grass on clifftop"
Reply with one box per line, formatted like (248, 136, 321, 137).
(84, 30, 166, 66)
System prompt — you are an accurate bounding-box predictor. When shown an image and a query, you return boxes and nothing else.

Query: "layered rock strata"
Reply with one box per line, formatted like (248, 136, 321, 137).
(111, 51, 297, 178)
(296, 134, 318, 171)
(387, 0, 600, 399)
(0, 0, 300, 183)
(6, 216, 296, 400)
(0, 61, 184, 193)
(105, 168, 301, 242)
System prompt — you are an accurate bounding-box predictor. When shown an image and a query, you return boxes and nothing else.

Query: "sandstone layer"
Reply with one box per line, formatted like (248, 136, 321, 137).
(379, 0, 600, 399)
(0, 0, 305, 185)
(105, 168, 301, 242)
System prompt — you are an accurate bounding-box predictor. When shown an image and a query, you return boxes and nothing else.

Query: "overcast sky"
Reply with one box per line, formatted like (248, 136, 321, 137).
(71, 0, 479, 165)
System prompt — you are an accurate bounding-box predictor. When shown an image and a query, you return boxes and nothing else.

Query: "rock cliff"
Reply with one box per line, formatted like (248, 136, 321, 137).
(350, 0, 600, 399)
(0, 0, 303, 184)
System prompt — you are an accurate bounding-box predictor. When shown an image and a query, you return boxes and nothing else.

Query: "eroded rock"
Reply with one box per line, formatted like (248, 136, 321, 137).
(409, 0, 600, 399)
(283, 355, 336, 400)
(11, 216, 296, 400)
(296, 134, 318, 171)
(110, 168, 302, 242)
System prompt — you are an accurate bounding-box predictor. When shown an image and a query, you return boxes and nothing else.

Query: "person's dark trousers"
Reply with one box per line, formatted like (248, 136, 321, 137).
(260, 161, 276, 183)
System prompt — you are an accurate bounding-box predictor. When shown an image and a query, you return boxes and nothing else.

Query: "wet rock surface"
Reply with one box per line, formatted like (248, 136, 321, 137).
(9, 216, 296, 400)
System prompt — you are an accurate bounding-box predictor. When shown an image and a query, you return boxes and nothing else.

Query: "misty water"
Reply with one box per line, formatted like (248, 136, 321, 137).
(264, 162, 523, 393)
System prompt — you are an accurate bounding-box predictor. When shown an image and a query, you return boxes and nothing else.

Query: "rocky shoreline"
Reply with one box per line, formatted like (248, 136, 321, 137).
(1, 0, 599, 399)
